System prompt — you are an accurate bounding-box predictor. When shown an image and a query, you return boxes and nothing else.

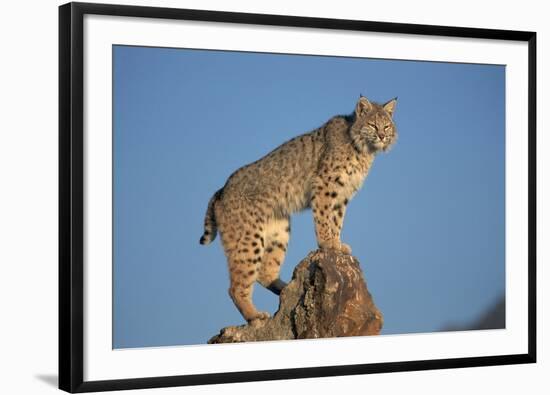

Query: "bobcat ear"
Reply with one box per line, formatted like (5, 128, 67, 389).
(383, 97, 397, 117)
(356, 96, 372, 116)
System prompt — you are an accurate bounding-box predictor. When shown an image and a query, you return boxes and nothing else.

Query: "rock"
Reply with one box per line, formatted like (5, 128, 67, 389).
(208, 249, 383, 344)
(441, 294, 505, 331)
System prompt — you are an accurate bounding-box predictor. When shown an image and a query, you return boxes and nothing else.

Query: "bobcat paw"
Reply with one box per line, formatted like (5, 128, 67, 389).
(339, 243, 352, 255)
(248, 311, 270, 327)
(319, 241, 352, 255)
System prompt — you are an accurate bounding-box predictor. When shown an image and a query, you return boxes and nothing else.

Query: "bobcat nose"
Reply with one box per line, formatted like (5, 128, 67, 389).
(377, 132, 385, 141)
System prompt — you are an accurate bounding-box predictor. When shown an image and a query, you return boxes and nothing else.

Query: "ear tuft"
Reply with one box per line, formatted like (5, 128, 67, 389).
(383, 97, 397, 117)
(355, 96, 372, 116)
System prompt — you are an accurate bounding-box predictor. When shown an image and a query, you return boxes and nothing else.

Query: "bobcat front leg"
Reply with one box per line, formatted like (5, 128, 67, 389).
(311, 170, 351, 255)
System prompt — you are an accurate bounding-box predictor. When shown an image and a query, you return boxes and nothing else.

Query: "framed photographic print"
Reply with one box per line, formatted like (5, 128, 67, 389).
(59, 1, 537, 393)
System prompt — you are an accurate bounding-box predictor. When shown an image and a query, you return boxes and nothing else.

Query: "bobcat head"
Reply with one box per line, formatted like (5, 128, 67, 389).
(350, 95, 398, 153)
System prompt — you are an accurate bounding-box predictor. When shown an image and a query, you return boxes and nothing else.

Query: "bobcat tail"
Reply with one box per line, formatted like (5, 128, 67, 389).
(199, 188, 223, 245)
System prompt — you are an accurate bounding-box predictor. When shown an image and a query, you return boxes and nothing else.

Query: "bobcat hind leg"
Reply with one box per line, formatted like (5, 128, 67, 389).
(258, 217, 290, 295)
(218, 205, 270, 322)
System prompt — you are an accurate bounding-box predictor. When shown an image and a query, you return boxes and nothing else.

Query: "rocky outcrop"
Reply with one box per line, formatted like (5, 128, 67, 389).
(208, 249, 383, 344)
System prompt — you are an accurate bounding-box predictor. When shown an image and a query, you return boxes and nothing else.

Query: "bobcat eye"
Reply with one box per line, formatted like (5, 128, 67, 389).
(384, 125, 391, 131)
(367, 122, 376, 129)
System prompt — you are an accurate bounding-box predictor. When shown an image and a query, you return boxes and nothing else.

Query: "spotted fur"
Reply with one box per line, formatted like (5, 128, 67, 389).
(200, 96, 397, 322)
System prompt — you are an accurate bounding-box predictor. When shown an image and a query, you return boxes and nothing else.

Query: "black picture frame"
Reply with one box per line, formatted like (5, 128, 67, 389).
(59, 2, 537, 393)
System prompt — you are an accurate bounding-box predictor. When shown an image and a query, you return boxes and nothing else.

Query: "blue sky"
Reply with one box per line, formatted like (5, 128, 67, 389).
(113, 45, 505, 348)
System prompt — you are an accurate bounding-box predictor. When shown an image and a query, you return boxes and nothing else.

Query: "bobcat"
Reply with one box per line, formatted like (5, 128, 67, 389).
(200, 95, 397, 323)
